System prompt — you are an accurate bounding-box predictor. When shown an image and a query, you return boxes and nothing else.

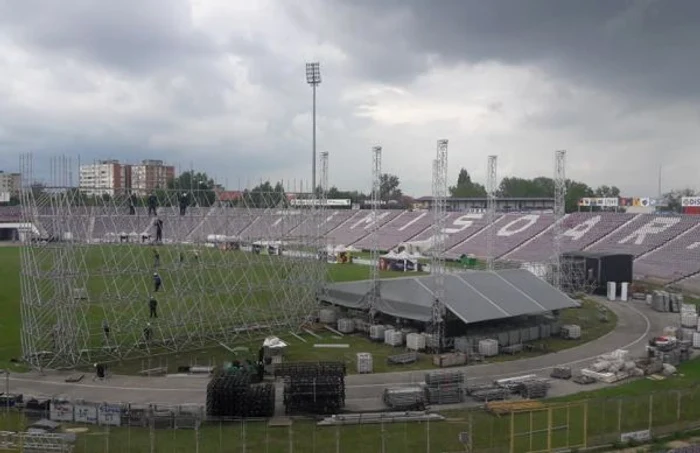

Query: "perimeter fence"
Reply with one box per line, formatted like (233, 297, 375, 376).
(2, 385, 700, 452)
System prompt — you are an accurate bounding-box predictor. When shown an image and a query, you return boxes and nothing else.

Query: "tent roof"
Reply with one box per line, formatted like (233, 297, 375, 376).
(324, 268, 578, 323)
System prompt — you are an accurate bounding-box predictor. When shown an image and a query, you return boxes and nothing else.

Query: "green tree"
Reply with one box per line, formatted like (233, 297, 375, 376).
(168, 171, 217, 207)
(566, 180, 595, 212)
(449, 168, 487, 197)
(379, 173, 402, 200)
(326, 187, 367, 204)
(244, 180, 287, 208)
(662, 188, 696, 212)
(594, 185, 621, 198)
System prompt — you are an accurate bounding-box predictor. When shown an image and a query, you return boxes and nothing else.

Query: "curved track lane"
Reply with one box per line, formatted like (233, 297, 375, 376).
(6, 300, 658, 411)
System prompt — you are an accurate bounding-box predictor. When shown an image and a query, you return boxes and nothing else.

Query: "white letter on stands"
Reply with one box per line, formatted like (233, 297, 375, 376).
(562, 215, 601, 241)
(497, 215, 540, 237)
(618, 217, 680, 245)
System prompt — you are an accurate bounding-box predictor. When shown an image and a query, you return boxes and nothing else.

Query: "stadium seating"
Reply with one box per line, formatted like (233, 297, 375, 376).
(585, 214, 697, 257)
(505, 212, 635, 262)
(406, 212, 498, 254)
(353, 210, 434, 250)
(6, 204, 700, 282)
(634, 224, 700, 282)
(449, 213, 553, 259)
(324, 210, 402, 246)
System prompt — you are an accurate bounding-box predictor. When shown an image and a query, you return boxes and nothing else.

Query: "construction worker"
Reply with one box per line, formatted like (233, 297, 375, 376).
(128, 193, 136, 215)
(179, 192, 188, 216)
(153, 248, 160, 268)
(93, 363, 106, 381)
(148, 192, 158, 216)
(154, 217, 163, 243)
(143, 323, 153, 342)
(153, 273, 162, 292)
(102, 319, 110, 341)
(149, 295, 158, 318)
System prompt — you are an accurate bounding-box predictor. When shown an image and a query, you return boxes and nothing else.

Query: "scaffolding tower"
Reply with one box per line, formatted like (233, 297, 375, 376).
(18, 154, 325, 369)
(486, 155, 498, 271)
(552, 150, 567, 291)
(319, 152, 329, 196)
(431, 139, 448, 352)
(367, 146, 382, 319)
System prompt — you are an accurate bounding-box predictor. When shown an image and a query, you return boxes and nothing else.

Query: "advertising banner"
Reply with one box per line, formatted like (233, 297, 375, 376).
(578, 197, 618, 207)
(74, 404, 98, 424)
(50, 401, 74, 422)
(98, 404, 122, 426)
(290, 198, 351, 207)
(682, 197, 700, 207)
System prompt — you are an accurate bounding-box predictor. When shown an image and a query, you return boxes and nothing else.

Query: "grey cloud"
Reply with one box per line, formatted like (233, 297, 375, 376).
(311, 0, 700, 101)
(0, 0, 217, 74)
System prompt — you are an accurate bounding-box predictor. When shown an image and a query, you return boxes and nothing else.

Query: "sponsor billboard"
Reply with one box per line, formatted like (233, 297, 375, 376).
(682, 197, 700, 207)
(290, 198, 351, 207)
(578, 197, 619, 207)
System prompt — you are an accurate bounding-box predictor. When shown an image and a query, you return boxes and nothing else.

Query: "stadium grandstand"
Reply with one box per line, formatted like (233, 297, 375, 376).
(2, 206, 700, 291)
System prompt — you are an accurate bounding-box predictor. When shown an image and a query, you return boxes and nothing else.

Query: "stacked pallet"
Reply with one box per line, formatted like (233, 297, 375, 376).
(383, 387, 426, 410)
(516, 380, 550, 399)
(281, 362, 346, 415)
(550, 366, 572, 380)
(369, 324, 386, 341)
(206, 372, 275, 418)
(424, 371, 464, 405)
(356, 353, 373, 374)
(561, 325, 581, 340)
(337, 318, 355, 334)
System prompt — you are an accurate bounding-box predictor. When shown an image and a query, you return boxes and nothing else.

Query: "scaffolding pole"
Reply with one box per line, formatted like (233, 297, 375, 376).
(431, 139, 448, 352)
(486, 155, 498, 271)
(552, 150, 567, 291)
(368, 146, 382, 319)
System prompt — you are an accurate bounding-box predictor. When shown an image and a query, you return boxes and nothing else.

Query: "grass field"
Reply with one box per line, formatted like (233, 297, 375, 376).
(0, 245, 619, 375)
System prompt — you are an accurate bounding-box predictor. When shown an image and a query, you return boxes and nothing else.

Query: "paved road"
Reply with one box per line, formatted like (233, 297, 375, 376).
(6, 299, 673, 412)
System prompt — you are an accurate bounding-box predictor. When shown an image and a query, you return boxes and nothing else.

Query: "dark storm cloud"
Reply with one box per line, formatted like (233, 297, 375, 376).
(0, 0, 217, 74)
(310, 0, 700, 100)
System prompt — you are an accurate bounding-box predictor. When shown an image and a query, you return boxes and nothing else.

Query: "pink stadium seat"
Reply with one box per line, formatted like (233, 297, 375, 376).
(505, 212, 635, 262)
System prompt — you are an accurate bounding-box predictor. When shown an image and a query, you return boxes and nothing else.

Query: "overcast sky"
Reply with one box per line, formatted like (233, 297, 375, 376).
(0, 0, 699, 196)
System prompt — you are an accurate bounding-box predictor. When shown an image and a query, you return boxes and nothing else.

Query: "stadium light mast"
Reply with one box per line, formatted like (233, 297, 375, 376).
(305, 62, 321, 195)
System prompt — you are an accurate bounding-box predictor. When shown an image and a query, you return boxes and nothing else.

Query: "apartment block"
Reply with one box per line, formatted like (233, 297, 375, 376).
(130, 160, 175, 196)
(79, 159, 175, 196)
(0, 171, 21, 196)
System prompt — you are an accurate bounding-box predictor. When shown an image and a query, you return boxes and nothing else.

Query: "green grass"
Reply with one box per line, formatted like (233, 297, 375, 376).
(1, 362, 700, 452)
(0, 245, 619, 376)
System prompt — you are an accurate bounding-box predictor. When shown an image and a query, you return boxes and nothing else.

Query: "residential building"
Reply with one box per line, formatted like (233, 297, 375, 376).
(0, 171, 21, 196)
(79, 159, 175, 196)
(79, 160, 126, 196)
(130, 160, 175, 195)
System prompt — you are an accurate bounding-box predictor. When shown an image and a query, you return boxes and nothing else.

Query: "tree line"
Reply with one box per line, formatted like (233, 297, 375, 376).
(6, 168, 697, 213)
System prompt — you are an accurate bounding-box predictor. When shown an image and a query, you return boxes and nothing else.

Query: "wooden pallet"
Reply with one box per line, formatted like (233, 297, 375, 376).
(486, 400, 545, 415)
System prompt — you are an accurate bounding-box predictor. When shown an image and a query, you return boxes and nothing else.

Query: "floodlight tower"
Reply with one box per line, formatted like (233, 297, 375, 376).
(486, 155, 498, 271)
(552, 150, 567, 290)
(431, 139, 448, 352)
(368, 146, 382, 319)
(305, 62, 321, 194)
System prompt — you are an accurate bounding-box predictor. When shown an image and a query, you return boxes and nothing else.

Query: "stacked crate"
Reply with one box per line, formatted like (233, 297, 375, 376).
(424, 371, 464, 404)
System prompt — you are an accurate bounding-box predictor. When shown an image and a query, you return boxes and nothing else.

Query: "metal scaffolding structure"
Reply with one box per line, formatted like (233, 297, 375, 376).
(367, 146, 382, 318)
(486, 155, 498, 271)
(430, 139, 448, 351)
(319, 152, 329, 196)
(18, 154, 325, 369)
(552, 150, 567, 290)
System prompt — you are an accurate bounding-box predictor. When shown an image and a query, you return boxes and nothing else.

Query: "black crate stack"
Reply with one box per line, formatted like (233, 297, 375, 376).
(424, 370, 465, 404)
(280, 362, 346, 415)
(206, 371, 275, 418)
